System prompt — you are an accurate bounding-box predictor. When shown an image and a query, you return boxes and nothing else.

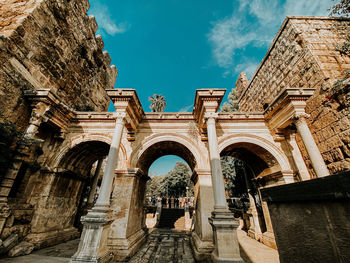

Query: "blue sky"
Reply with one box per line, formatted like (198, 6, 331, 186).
(88, 0, 333, 174)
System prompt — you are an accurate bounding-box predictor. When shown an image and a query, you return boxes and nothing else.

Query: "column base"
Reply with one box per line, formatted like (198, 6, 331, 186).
(209, 211, 245, 263)
(70, 209, 113, 263)
(108, 228, 147, 262)
(190, 230, 214, 262)
(261, 231, 277, 249)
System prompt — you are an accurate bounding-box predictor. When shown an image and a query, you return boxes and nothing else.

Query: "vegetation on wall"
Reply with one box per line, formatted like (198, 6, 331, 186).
(329, 0, 350, 17)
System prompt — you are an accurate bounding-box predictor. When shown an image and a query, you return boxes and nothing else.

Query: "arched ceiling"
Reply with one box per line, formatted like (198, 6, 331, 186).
(221, 142, 280, 177)
(58, 141, 109, 177)
(136, 141, 196, 173)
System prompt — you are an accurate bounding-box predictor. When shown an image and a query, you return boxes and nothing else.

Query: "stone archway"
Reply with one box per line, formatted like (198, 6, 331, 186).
(219, 134, 294, 249)
(25, 140, 111, 250)
(129, 133, 205, 171)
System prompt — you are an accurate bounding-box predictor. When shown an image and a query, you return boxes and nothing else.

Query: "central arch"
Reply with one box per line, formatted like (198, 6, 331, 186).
(130, 133, 204, 172)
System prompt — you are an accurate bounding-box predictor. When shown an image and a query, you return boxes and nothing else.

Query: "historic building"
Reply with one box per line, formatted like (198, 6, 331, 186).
(0, 0, 349, 262)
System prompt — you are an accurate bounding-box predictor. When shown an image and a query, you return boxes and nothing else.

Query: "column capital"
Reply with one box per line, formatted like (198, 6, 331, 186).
(112, 111, 130, 124)
(203, 112, 219, 122)
(292, 112, 310, 121)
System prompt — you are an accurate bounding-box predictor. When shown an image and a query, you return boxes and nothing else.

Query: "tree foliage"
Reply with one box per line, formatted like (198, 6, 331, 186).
(221, 88, 239, 112)
(148, 94, 166, 112)
(329, 0, 350, 17)
(220, 156, 247, 198)
(146, 161, 194, 198)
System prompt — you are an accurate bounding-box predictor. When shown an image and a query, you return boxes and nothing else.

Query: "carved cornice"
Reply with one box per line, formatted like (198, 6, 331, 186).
(193, 89, 225, 140)
(292, 112, 310, 121)
(264, 88, 315, 132)
(193, 89, 225, 121)
(106, 89, 144, 141)
(24, 89, 75, 138)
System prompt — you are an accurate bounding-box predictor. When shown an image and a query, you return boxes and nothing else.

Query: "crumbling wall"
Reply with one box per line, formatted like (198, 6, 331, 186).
(0, 0, 117, 172)
(238, 17, 350, 175)
(0, 0, 117, 252)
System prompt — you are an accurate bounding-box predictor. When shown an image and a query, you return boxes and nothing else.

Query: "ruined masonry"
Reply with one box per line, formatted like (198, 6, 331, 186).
(0, 0, 349, 263)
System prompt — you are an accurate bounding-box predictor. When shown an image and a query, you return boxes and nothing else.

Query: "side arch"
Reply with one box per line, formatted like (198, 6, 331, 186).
(51, 133, 127, 170)
(129, 133, 205, 170)
(218, 133, 291, 171)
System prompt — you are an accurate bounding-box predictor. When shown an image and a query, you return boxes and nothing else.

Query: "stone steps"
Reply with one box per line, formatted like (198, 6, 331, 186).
(129, 229, 195, 263)
(158, 208, 185, 229)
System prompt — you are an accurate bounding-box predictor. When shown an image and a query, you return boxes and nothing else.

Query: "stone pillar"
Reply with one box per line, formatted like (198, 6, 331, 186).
(206, 115, 228, 211)
(191, 170, 215, 261)
(87, 158, 104, 205)
(71, 113, 126, 263)
(205, 113, 244, 263)
(108, 169, 147, 262)
(293, 113, 329, 178)
(242, 167, 262, 241)
(95, 114, 125, 209)
(288, 132, 311, 181)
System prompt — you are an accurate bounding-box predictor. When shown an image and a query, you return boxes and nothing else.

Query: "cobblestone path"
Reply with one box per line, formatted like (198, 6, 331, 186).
(129, 229, 195, 263)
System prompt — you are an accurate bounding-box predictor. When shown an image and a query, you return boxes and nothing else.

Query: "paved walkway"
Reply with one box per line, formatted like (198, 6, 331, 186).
(0, 229, 279, 263)
(237, 230, 279, 263)
(0, 239, 79, 263)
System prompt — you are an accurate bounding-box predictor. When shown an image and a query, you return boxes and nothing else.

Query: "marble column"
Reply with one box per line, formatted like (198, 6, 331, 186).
(95, 115, 125, 209)
(205, 113, 244, 263)
(87, 158, 103, 205)
(206, 115, 228, 211)
(293, 113, 329, 178)
(71, 113, 126, 263)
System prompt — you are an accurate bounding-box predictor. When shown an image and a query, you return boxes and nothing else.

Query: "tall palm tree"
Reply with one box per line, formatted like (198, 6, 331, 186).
(148, 94, 166, 112)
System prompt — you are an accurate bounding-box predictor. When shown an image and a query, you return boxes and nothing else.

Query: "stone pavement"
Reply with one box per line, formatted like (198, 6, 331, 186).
(129, 229, 195, 263)
(0, 229, 278, 263)
(237, 229, 279, 263)
(0, 239, 79, 263)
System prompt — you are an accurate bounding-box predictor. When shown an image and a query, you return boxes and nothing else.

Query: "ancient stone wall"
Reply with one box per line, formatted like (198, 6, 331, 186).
(0, 0, 117, 158)
(238, 17, 350, 175)
(0, 0, 117, 252)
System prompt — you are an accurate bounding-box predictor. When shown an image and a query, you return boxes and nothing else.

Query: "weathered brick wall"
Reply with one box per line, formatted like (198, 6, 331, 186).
(238, 17, 350, 175)
(0, 0, 116, 131)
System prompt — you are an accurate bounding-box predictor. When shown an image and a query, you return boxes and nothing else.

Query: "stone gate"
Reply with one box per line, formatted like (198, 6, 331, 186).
(1, 1, 349, 262)
(15, 87, 324, 262)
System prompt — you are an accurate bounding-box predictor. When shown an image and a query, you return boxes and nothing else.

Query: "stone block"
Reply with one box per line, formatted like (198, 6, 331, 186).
(8, 241, 34, 257)
(261, 171, 350, 263)
(0, 233, 18, 254)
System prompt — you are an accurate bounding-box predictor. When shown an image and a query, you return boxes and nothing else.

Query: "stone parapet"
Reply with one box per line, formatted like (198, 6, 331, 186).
(261, 171, 350, 263)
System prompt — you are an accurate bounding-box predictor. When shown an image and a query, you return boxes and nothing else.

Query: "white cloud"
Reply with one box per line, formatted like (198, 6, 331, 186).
(89, 3, 129, 36)
(208, 0, 333, 77)
(207, 16, 258, 68)
(284, 0, 331, 17)
(179, 104, 193, 112)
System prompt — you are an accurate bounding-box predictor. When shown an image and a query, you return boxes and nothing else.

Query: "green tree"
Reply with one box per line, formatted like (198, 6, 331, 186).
(165, 161, 193, 197)
(148, 94, 166, 112)
(146, 161, 194, 198)
(221, 89, 239, 112)
(329, 0, 350, 17)
(145, 174, 166, 197)
(220, 156, 247, 198)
